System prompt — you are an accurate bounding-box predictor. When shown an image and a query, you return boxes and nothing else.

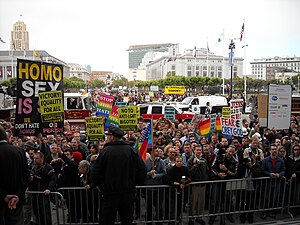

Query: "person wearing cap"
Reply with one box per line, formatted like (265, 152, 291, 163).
(91, 124, 146, 225)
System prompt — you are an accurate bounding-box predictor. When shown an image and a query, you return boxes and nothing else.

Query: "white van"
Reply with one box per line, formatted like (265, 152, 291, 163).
(176, 96, 228, 114)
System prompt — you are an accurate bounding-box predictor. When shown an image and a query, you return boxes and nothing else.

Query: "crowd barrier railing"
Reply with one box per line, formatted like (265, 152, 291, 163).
(25, 176, 300, 225)
(287, 177, 300, 219)
(24, 191, 65, 225)
(180, 177, 287, 222)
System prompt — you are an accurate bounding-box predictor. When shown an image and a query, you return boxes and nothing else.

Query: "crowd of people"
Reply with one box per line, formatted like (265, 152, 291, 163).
(1, 103, 300, 225)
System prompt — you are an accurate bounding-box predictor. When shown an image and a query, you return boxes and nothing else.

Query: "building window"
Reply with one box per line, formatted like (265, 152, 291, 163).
(187, 71, 192, 76)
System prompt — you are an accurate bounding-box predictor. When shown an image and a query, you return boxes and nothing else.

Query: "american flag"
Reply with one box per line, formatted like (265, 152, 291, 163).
(240, 22, 245, 41)
(137, 121, 152, 161)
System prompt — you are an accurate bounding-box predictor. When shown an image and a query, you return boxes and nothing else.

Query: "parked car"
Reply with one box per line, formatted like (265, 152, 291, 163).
(138, 103, 194, 122)
(176, 95, 228, 114)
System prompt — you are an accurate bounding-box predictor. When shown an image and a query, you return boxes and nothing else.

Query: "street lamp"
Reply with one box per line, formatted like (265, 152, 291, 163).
(229, 39, 236, 99)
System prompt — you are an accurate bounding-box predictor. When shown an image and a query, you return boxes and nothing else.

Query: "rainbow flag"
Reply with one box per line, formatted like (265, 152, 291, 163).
(105, 105, 119, 129)
(216, 117, 222, 132)
(135, 121, 152, 161)
(199, 118, 210, 136)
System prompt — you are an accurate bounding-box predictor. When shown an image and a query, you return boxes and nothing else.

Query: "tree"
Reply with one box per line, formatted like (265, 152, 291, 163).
(1, 78, 17, 87)
(166, 71, 176, 77)
(64, 77, 86, 89)
(89, 79, 106, 88)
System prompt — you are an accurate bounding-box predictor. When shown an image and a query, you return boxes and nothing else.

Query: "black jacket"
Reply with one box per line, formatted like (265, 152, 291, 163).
(29, 163, 57, 191)
(91, 141, 146, 195)
(57, 153, 80, 188)
(0, 142, 30, 207)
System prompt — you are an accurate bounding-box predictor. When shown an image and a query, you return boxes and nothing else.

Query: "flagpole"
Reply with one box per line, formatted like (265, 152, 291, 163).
(206, 37, 209, 78)
(242, 19, 248, 99)
(222, 29, 225, 95)
(10, 38, 14, 78)
(150, 118, 154, 170)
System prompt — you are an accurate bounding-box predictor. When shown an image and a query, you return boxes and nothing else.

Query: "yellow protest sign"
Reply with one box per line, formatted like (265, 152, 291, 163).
(164, 86, 185, 95)
(118, 106, 140, 131)
(222, 107, 231, 118)
(85, 117, 105, 141)
(39, 90, 64, 122)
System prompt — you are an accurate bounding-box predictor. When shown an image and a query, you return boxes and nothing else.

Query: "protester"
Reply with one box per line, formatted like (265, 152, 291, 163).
(91, 124, 146, 225)
(0, 125, 30, 225)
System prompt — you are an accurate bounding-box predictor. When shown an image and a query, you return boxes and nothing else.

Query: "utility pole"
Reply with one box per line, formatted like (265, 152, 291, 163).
(229, 39, 235, 99)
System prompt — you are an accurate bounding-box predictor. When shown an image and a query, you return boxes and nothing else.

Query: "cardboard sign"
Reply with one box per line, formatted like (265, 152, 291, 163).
(39, 90, 64, 122)
(164, 86, 185, 95)
(164, 106, 175, 121)
(118, 106, 140, 131)
(105, 105, 119, 129)
(15, 59, 64, 136)
(221, 117, 243, 137)
(230, 99, 243, 119)
(85, 117, 105, 141)
(96, 93, 114, 118)
(222, 107, 231, 118)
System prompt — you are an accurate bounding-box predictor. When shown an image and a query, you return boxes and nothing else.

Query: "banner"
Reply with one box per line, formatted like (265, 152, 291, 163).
(85, 117, 105, 141)
(164, 106, 175, 121)
(210, 114, 216, 132)
(267, 84, 291, 130)
(105, 105, 119, 129)
(164, 86, 185, 95)
(222, 107, 231, 118)
(116, 102, 127, 107)
(230, 99, 243, 119)
(96, 93, 114, 118)
(221, 117, 243, 137)
(15, 59, 64, 136)
(118, 106, 140, 131)
(39, 90, 64, 122)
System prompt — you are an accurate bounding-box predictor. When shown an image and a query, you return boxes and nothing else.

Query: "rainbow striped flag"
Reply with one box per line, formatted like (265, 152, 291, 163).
(199, 118, 210, 136)
(199, 116, 222, 137)
(105, 105, 119, 129)
(134, 121, 152, 161)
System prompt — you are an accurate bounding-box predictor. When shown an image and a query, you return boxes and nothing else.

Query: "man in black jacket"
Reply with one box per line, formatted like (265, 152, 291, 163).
(0, 125, 30, 225)
(29, 152, 57, 225)
(92, 124, 146, 225)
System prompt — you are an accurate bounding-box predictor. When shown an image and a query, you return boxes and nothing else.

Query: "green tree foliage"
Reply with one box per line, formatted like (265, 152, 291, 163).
(112, 77, 128, 88)
(64, 77, 86, 89)
(1, 78, 17, 87)
(89, 79, 106, 88)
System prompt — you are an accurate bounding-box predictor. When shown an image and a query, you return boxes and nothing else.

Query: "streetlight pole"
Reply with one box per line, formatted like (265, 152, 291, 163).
(229, 39, 235, 100)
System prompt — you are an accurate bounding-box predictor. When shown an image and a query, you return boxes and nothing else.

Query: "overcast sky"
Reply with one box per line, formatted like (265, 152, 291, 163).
(0, 0, 300, 76)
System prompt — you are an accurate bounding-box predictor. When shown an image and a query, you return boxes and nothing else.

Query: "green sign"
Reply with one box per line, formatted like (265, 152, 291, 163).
(39, 90, 64, 122)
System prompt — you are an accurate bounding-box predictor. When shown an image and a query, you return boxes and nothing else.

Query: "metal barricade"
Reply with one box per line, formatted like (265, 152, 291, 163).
(135, 185, 177, 224)
(57, 185, 177, 225)
(26, 177, 292, 224)
(25, 191, 65, 225)
(57, 187, 101, 224)
(179, 177, 287, 223)
(287, 177, 300, 219)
